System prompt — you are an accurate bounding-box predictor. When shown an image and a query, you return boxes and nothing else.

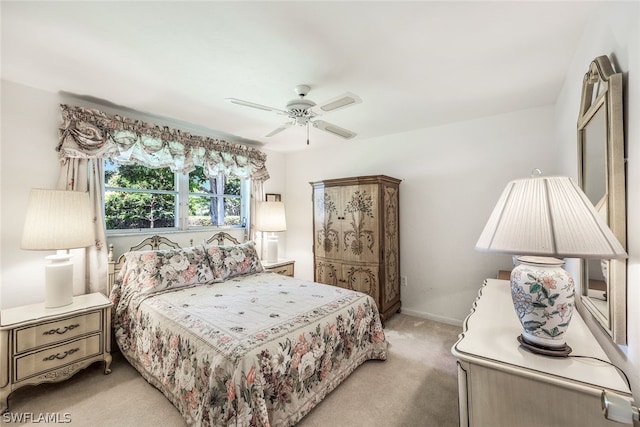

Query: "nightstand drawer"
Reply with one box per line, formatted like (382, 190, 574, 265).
(268, 263, 294, 276)
(15, 311, 102, 353)
(14, 334, 102, 382)
(263, 260, 295, 277)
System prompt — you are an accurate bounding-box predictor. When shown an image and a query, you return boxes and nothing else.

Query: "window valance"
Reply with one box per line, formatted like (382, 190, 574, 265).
(57, 104, 269, 182)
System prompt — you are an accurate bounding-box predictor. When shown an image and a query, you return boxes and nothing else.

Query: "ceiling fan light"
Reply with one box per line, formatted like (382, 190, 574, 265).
(225, 87, 360, 142)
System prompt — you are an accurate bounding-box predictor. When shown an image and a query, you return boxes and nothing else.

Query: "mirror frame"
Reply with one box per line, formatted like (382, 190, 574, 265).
(577, 55, 626, 344)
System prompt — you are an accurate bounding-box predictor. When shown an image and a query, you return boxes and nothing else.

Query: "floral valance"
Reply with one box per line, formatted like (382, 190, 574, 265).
(57, 104, 269, 182)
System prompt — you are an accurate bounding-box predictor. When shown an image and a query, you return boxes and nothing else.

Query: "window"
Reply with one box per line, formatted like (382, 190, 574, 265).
(104, 161, 248, 233)
(187, 166, 244, 228)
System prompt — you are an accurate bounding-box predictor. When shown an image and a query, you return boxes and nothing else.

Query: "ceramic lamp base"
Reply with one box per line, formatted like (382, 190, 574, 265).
(510, 256, 575, 355)
(266, 236, 278, 263)
(44, 254, 74, 308)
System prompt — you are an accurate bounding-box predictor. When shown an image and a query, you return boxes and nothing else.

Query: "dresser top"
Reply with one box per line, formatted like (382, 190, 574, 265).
(1, 293, 111, 328)
(452, 279, 631, 395)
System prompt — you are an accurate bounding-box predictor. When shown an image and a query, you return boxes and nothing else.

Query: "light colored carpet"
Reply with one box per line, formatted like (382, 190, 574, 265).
(5, 314, 461, 427)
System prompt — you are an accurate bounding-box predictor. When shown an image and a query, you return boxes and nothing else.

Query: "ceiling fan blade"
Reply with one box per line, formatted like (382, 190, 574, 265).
(265, 122, 293, 137)
(225, 98, 288, 115)
(312, 120, 357, 139)
(314, 92, 362, 113)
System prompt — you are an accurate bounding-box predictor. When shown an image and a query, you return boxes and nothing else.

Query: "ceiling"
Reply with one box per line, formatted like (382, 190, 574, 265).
(1, 1, 597, 153)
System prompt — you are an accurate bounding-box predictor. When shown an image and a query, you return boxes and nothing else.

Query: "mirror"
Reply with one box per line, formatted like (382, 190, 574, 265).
(577, 55, 626, 344)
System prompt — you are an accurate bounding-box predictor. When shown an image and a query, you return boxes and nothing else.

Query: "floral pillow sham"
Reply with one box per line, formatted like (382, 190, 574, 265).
(123, 246, 215, 295)
(203, 240, 264, 281)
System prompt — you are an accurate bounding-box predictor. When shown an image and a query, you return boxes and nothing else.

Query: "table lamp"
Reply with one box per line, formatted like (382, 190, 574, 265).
(476, 174, 626, 356)
(255, 201, 287, 263)
(21, 189, 95, 308)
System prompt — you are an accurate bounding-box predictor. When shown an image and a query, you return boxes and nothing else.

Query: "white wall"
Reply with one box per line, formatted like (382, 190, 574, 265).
(283, 105, 560, 324)
(555, 1, 640, 398)
(1, 81, 62, 309)
(0, 80, 287, 308)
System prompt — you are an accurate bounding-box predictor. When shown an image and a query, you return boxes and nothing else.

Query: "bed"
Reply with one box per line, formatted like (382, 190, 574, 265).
(107, 233, 387, 426)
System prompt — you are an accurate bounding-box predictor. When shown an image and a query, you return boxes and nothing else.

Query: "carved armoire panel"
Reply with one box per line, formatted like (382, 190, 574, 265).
(311, 175, 401, 321)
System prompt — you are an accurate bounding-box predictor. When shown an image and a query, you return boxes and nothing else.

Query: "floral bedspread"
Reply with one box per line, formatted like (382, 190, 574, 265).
(111, 271, 387, 426)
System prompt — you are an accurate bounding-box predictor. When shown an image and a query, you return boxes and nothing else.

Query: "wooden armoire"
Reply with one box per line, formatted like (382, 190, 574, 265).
(311, 175, 401, 321)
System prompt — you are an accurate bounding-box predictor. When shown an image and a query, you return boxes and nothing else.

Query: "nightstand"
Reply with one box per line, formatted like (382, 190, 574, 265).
(262, 259, 295, 277)
(0, 293, 112, 413)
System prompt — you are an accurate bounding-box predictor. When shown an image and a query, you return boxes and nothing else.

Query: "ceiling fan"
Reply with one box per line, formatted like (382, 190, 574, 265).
(225, 85, 362, 145)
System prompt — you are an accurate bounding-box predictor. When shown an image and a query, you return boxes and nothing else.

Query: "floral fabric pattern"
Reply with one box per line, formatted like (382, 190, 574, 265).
(111, 270, 387, 426)
(57, 104, 270, 182)
(204, 241, 264, 281)
(122, 246, 215, 296)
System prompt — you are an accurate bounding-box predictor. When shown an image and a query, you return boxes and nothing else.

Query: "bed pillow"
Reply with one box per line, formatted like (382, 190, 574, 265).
(123, 246, 215, 295)
(203, 240, 264, 281)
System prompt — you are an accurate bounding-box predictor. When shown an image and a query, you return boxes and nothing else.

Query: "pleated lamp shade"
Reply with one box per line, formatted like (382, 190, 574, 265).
(476, 176, 626, 259)
(21, 189, 95, 250)
(255, 202, 287, 232)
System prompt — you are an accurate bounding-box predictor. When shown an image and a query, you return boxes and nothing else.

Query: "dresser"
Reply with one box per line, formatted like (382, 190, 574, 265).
(451, 279, 633, 427)
(0, 293, 112, 413)
(311, 175, 401, 321)
(262, 259, 295, 277)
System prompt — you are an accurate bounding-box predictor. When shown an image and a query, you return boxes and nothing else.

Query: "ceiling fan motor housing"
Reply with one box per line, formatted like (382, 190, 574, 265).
(286, 98, 316, 117)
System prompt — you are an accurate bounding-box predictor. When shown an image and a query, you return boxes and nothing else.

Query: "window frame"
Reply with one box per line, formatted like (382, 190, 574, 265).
(104, 163, 249, 236)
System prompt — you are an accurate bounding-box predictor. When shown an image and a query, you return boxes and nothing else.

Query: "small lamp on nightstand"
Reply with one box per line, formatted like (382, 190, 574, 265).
(21, 189, 95, 308)
(255, 201, 287, 263)
(476, 174, 626, 356)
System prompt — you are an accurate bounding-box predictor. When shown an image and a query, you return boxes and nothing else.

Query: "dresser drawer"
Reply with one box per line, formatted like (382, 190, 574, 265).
(15, 311, 102, 353)
(14, 334, 102, 382)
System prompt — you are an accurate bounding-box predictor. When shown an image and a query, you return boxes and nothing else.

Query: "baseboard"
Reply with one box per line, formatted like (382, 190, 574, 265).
(400, 308, 463, 327)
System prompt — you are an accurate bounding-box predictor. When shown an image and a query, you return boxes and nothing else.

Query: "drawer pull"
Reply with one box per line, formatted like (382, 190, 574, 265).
(43, 324, 80, 336)
(43, 348, 79, 362)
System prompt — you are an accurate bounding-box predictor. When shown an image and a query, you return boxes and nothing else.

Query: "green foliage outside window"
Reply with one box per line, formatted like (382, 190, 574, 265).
(187, 167, 241, 227)
(105, 162, 244, 231)
(105, 164, 176, 229)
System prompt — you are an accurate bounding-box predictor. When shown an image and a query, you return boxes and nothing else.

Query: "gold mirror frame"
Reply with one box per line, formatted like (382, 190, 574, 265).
(577, 55, 626, 344)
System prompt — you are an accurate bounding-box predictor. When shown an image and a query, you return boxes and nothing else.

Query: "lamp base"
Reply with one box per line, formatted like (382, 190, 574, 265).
(510, 256, 575, 353)
(44, 254, 74, 308)
(266, 236, 278, 263)
(517, 334, 572, 357)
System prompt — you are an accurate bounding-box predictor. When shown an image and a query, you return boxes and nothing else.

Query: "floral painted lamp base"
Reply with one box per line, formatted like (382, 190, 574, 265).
(510, 256, 575, 357)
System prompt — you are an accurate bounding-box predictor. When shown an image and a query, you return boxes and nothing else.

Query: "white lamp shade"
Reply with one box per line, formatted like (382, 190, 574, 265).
(21, 189, 95, 250)
(255, 201, 287, 232)
(476, 176, 626, 259)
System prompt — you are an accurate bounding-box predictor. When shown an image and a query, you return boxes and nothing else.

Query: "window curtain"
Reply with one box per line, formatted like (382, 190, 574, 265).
(57, 104, 269, 181)
(56, 104, 270, 293)
(250, 179, 265, 251)
(57, 158, 108, 295)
